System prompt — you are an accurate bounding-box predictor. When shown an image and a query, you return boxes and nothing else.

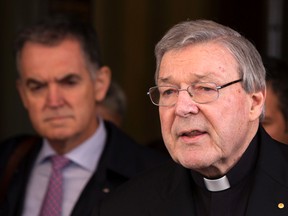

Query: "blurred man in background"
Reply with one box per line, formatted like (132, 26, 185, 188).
(0, 15, 167, 216)
(97, 81, 127, 127)
(262, 57, 288, 144)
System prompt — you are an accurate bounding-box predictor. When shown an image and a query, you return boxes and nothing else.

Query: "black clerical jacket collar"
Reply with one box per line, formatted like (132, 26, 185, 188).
(191, 131, 259, 192)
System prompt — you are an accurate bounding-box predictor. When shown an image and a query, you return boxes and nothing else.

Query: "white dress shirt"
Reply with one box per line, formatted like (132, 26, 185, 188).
(22, 118, 107, 216)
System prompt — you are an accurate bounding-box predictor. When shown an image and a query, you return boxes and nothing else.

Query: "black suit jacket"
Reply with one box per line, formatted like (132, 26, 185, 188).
(0, 121, 168, 216)
(97, 126, 288, 216)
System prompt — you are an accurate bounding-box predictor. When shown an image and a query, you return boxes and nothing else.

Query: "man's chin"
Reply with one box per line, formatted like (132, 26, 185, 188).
(40, 129, 74, 141)
(176, 153, 212, 170)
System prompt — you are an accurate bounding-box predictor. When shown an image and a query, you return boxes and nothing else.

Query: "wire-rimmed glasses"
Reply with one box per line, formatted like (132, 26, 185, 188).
(147, 79, 242, 107)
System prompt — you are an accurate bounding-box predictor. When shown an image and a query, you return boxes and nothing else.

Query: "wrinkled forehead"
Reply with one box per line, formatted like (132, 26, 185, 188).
(157, 43, 239, 84)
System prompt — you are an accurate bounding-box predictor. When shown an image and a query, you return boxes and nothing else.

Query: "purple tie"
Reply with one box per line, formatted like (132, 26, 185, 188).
(39, 155, 70, 216)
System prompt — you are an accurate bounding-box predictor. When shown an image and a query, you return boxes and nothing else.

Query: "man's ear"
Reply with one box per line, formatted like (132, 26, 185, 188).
(94, 66, 111, 102)
(16, 79, 28, 109)
(249, 89, 266, 121)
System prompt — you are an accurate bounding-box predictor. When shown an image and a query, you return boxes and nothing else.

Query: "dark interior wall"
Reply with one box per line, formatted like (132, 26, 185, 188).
(217, 0, 267, 54)
(283, 1, 288, 59)
(1, 0, 286, 145)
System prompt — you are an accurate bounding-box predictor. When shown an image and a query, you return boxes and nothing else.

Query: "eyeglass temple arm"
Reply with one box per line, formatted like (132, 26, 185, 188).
(217, 79, 242, 90)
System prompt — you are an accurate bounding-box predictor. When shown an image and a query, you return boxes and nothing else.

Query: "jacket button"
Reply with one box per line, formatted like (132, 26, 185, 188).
(102, 188, 110, 193)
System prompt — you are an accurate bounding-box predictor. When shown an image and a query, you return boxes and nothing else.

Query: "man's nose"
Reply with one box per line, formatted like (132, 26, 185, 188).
(45, 85, 64, 108)
(175, 90, 199, 117)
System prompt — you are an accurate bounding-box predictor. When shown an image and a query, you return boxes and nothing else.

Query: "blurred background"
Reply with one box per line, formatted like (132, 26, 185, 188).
(1, 0, 287, 145)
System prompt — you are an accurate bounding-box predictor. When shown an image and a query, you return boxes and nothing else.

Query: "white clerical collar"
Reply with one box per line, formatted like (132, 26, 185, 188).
(203, 175, 230, 192)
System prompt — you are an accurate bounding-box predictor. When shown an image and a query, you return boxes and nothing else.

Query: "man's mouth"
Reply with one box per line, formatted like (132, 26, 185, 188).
(180, 130, 206, 137)
(44, 115, 72, 122)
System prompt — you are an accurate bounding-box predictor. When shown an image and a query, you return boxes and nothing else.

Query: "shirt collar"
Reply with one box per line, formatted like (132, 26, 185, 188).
(203, 175, 230, 192)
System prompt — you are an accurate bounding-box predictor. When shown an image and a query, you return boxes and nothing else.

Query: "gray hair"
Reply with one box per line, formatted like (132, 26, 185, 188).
(155, 20, 266, 95)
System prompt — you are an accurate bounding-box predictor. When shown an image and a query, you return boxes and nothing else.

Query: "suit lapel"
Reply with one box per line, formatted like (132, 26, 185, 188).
(246, 128, 288, 216)
(71, 121, 133, 216)
(246, 171, 288, 216)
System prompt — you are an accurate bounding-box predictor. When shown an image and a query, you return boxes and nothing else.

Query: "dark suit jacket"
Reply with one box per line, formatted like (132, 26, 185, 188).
(0, 121, 168, 216)
(97, 126, 288, 216)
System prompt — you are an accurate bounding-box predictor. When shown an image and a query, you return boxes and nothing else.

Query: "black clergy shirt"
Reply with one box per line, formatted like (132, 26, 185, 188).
(190, 134, 259, 216)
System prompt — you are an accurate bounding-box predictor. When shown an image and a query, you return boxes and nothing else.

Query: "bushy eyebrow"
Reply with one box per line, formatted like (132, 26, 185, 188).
(25, 73, 81, 87)
(56, 74, 81, 84)
(25, 78, 46, 87)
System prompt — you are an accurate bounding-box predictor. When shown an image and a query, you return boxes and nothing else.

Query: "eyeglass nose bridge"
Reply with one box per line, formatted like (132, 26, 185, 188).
(178, 87, 194, 98)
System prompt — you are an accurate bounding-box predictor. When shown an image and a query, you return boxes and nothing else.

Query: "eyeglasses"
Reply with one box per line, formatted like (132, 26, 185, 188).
(147, 79, 242, 107)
